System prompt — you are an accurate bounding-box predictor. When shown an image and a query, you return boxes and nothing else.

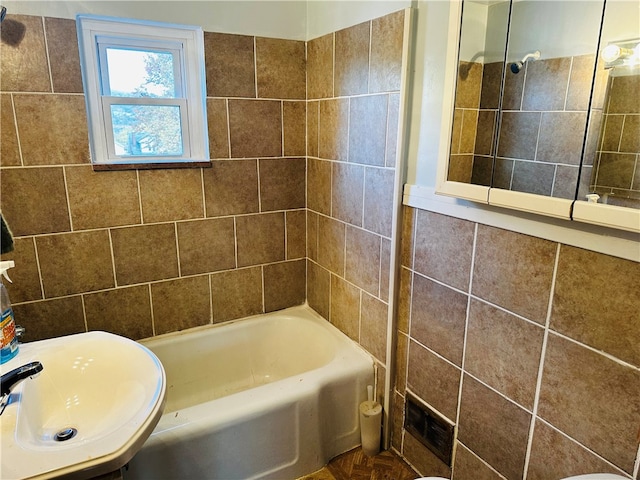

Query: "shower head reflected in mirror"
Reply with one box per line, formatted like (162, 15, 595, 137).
(510, 50, 541, 74)
(0, 6, 6, 23)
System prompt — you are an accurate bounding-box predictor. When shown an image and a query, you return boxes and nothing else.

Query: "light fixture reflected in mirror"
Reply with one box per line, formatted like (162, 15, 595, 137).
(601, 39, 640, 69)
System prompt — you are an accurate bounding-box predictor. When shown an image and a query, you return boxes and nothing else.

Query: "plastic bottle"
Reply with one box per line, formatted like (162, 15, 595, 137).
(0, 260, 19, 364)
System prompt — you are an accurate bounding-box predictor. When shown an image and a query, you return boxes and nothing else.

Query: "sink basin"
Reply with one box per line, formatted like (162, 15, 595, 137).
(1, 331, 166, 480)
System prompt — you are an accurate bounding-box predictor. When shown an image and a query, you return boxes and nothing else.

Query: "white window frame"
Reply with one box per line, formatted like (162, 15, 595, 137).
(77, 15, 209, 168)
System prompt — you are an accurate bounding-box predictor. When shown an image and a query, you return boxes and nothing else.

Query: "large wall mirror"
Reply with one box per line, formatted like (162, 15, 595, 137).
(441, 0, 640, 231)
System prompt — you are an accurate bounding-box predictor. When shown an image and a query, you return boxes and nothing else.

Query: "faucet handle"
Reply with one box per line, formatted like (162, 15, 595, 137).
(15, 325, 25, 339)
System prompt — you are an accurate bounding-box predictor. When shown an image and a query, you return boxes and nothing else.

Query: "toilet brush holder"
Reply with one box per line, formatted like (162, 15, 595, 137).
(359, 385, 382, 457)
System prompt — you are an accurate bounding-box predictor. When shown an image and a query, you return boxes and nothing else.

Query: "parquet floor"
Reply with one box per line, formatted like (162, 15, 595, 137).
(297, 447, 419, 480)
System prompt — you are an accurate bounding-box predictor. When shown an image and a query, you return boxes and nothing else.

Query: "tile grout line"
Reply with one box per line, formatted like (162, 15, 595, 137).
(41, 17, 55, 95)
(148, 283, 156, 337)
(9, 94, 25, 167)
(31, 237, 46, 302)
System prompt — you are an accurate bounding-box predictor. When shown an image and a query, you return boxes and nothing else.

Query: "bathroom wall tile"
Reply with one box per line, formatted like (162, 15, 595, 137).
(391, 391, 405, 450)
(0, 15, 50, 92)
(345, 226, 380, 296)
(264, 259, 306, 312)
(45, 17, 83, 94)
(459, 109, 478, 154)
(452, 443, 504, 480)
(511, 160, 555, 196)
(592, 66, 610, 110)
(601, 114, 624, 152)
(319, 98, 349, 161)
(334, 21, 370, 96)
(594, 152, 636, 189)
(497, 111, 541, 160)
(111, 224, 178, 286)
(317, 215, 345, 276)
(177, 218, 236, 276)
(400, 206, 415, 269)
(396, 267, 411, 334)
(256, 37, 305, 100)
(473, 224, 556, 324)
(450, 109, 463, 155)
(480, 62, 503, 110)
(395, 332, 408, 393)
(349, 94, 388, 166)
(210, 267, 263, 322)
(360, 293, 388, 363)
(204, 32, 255, 98)
(283, 101, 306, 156)
(620, 114, 639, 153)
(329, 274, 360, 341)
(465, 299, 544, 409)
(474, 110, 496, 156)
(552, 165, 580, 200)
(285, 210, 306, 260)
(455, 62, 483, 109)
(363, 167, 394, 237)
(13, 296, 85, 342)
(522, 57, 571, 111)
(13, 94, 89, 165)
(0, 95, 20, 166)
(551, 245, 640, 367)
(537, 333, 640, 473)
(448, 155, 473, 183)
(492, 158, 514, 189)
(403, 431, 452, 479)
(526, 420, 623, 480)
(259, 157, 306, 211)
(307, 158, 332, 216)
(386, 93, 400, 167)
(607, 75, 640, 114)
(458, 375, 531, 480)
(414, 210, 474, 292)
(307, 210, 318, 262)
(307, 101, 319, 157)
(0, 167, 70, 236)
(151, 276, 211, 334)
(139, 169, 204, 223)
(307, 260, 330, 320)
(228, 99, 282, 158)
(207, 98, 230, 159)
(0, 238, 41, 303)
(203, 159, 259, 216)
(566, 54, 596, 111)
(84, 285, 153, 340)
(407, 340, 461, 422)
(332, 162, 364, 226)
(370, 10, 404, 94)
(307, 33, 334, 100)
(583, 111, 602, 167)
(502, 65, 525, 110)
(65, 165, 140, 230)
(470, 155, 493, 186)
(235, 212, 285, 267)
(537, 112, 587, 165)
(410, 274, 466, 367)
(379, 238, 391, 302)
(37, 230, 114, 297)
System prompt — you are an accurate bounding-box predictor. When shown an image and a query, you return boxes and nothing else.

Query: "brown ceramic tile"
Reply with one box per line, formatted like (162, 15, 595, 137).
(583, 111, 602, 166)
(37, 230, 114, 297)
(396, 267, 411, 334)
(497, 111, 541, 160)
(283, 101, 306, 156)
(345, 226, 380, 296)
(480, 62, 504, 110)
(14, 94, 89, 165)
(566, 54, 596, 111)
(319, 98, 349, 161)
(151, 276, 211, 335)
(360, 293, 387, 363)
(537, 112, 587, 165)
(448, 155, 473, 183)
(0, 15, 50, 92)
(386, 93, 400, 167)
(45, 17, 83, 93)
(458, 374, 531, 480)
(527, 420, 624, 480)
(0, 238, 41, 303)
(259, 157, 306, 211)
(228, 99, 282, 158)
(111, 223, 178, 286)
(65, 165, 141, 230)
(395, 332, 409, 393)
(511, 160, 556, 196)
(452, 443, 504, 480)
(407, 340, 461, 422)
(349, 94, 388, 166)
(207, 98, 230, 159)
(203, 159, 259, 216)
(204, 32, 255, 98)
(379, 237, 390, 302)
(235, 212, 285, 267)
(255, 37, 305, 100)
(210, 267, 263, 322)
(601, 114, 624, 152)
(1, 95, 20, 166)
(307, 33, 334, 100)
(84, 285, 153, 340)
(399, 206, 415, 269)
(470, 155, 493, 186)
(410, 274, 466, 367)
(465, 299, 544, 409)
(329, 274, 360, 341)
(522, 57, 572, 111)
(335, 21, 370, 96)
(263, 259, 306, 312)
(177, 217, 236, 275)
(472, 224, 556, 324)
(391, 391, 405, 450)
(317, 215, 345, 276)
(286, 210, 306, 260)
(0, 167, 70, 236)
(552, 165, 580, 200)
(450, 109, 463, 155)
(307, 101, 319, 157)
(551, 245, 640, 367)
(139, 169, 204, 223)
(13, 296, 85, 342)
(502, 65, 525, 110)
(474, 110, 496, 156)
(363, 167, 394, 238)
(594, 152, 636, 189)
(307, 210, 319, 261)
(455, 62, 483, 109)
(620, 114, 639, 153)
(459, 109, 478, 154)
(538, 333, 640, 473)
(607, 75, 640, 114)
(307, 260, 330, 319)
(307, 158, 332, 216)
(413, 210, 474, 292)
(332, 162, 364, 226)
(403, 430, 452, 478)
(370, 10, 405, 94)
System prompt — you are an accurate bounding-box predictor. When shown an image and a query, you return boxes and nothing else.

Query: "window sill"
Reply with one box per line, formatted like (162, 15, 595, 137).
(92, 160, 212, 171)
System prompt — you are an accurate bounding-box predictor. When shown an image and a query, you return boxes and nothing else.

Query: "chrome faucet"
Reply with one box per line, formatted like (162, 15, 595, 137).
(0, 361, 43, 415)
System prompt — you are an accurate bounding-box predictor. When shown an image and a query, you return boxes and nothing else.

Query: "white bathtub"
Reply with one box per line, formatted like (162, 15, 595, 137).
(124, 305, 374, 480)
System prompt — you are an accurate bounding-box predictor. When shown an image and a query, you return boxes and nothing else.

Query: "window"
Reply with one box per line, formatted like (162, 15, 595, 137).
(77, 15, 209, 169)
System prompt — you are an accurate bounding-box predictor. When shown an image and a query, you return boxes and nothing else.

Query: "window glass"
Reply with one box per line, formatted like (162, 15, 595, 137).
(105, 48, 178, 98)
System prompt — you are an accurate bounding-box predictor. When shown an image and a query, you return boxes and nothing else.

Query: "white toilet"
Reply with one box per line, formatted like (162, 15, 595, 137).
(417, 475, 629, 480)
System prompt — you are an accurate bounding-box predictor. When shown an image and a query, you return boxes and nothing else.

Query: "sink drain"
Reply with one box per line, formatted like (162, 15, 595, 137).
(54, 428, 77, 442)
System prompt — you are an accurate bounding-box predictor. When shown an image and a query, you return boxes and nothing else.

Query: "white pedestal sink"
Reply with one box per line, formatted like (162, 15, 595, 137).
(0, 331, 166, 480)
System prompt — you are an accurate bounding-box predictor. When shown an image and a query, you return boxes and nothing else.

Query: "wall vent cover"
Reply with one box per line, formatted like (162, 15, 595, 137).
(404, 393, 455, 466)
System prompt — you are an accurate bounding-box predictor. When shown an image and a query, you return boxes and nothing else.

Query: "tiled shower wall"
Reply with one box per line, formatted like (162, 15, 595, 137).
(392, 206, 640, 480)
(0, 15, 308, 341)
